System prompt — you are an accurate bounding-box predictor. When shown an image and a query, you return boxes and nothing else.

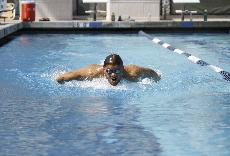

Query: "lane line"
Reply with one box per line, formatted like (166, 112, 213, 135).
(139, 30, 230, 82)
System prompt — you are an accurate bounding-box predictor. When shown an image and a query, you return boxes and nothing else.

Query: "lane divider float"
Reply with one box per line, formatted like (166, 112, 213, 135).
(138, 30, 230, 82)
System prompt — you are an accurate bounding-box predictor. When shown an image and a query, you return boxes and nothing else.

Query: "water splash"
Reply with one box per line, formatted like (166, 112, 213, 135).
(41, 69, 158, 98)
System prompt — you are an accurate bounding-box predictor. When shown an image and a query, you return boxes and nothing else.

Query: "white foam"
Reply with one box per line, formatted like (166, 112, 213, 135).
(49, 70, 67, 81)
(64, 78, 129, 91)
(39, 70, 159, 97)
(6, 68, 18, 72)
(138, 78, 155, 85)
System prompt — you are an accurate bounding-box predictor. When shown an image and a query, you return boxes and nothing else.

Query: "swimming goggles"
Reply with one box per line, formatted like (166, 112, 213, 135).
(106, 68, 122, 75)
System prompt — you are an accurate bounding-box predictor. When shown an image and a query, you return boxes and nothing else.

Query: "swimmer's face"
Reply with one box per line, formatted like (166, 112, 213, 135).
(104, 65, 124, 86)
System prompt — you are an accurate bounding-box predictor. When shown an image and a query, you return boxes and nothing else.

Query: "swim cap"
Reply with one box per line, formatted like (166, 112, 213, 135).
(103, 54, 123, 67)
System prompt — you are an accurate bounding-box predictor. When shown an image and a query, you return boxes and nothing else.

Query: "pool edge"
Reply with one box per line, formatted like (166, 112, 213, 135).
(1, 21, 230, 40)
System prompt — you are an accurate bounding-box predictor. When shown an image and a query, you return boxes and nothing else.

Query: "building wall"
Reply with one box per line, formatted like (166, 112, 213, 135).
(31, 0, 160, 21)
(0, 0, 7, 11)
(35, 0, 73, 21)
(73, 0, 77, 16)
(171, 0, 230, 15)
(110, 0, 160, 21)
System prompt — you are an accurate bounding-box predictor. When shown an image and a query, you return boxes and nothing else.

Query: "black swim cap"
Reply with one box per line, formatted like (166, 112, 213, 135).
(103, 54, 123, 67)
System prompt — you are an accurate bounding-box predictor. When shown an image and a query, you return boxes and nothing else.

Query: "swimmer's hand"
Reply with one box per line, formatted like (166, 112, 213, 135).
(56, 76, 65, 84)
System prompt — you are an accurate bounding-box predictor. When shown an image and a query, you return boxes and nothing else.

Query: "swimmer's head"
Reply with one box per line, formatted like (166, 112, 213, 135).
(103, 54, 123, 67)
(103, 54, 124, 86)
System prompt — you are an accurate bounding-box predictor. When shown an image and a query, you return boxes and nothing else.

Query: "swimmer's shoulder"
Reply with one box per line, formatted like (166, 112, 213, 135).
(124, 64, 161, 82)
(124, 65, 142, 80)
(86, 64, 104, 77)
(124, 64, 142, 73)
(87, 64, 103, 69)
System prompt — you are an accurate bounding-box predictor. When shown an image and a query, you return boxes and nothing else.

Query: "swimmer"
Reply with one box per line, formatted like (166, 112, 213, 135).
(56, 54, 161, 86)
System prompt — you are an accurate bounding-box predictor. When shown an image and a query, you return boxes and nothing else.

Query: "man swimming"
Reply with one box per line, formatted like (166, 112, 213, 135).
(56, 54, 161, 86)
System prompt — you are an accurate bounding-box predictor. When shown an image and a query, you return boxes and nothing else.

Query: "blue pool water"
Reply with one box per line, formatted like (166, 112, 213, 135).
(0, 32, 230, 156)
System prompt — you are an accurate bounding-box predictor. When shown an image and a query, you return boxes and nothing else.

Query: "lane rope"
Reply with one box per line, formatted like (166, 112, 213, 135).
(138, 30, 230, 82)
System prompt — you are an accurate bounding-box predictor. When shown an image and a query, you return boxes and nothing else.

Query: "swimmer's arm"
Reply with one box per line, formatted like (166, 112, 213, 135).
(56, 64, 103, 83)
(56, 70, 82, 83)
(124, 65, 161, 82)
(140, 67, 161, 82)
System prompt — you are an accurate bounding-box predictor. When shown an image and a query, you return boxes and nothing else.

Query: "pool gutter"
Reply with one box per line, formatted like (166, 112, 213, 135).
(22, 21, 230, 32)
(1, 20, 230, 40)
(0, 22, 23, 40)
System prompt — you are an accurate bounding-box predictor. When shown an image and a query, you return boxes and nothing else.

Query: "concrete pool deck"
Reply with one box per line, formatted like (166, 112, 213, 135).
(1, 18, 230, 39)
(0, 21, 23, 39)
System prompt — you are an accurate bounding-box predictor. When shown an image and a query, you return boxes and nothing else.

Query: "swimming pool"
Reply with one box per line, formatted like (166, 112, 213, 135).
(0, 32, 229, 156)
